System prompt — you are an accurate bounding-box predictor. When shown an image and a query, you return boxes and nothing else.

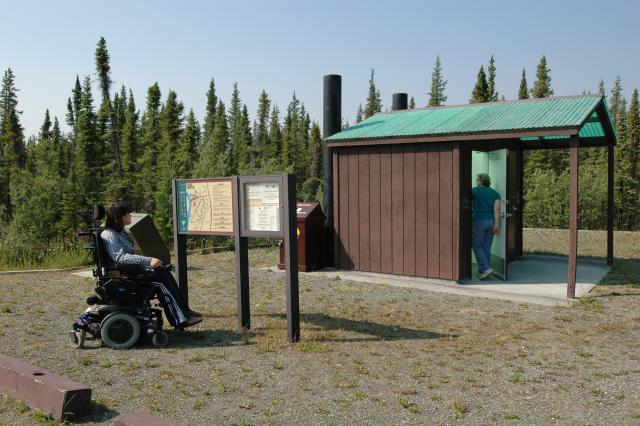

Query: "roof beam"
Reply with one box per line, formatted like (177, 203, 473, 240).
(327, 127, 578, 148)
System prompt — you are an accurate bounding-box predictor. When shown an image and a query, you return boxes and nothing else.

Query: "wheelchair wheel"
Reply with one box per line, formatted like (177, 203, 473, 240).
(100, 312, 141, 349)
(69, 330, 86, 349)
(151, 330, 169, 348)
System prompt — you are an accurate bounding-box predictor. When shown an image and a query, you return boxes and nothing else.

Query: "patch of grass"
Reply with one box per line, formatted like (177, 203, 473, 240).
(353, 391, 366, 401)
(430, 395, 441, 401)
(77, 355, 95, 366)
(250, 380, 262, 388)
(1, 306, 13, 314)
(193, 401, 204, 410)
(271, 362, 284, 370)
(571, 297, 605, 313)
(31, 410, 55, 424)
(398, 397, 418, 413)
(298, 341, 330, 353)
(448, 399, 468, 419)
(412, 369, 427, 379)
(510, 374, 524, 384)
(503, 413, 520, 420)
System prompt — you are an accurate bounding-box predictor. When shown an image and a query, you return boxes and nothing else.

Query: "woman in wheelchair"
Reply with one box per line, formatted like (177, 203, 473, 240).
(101, 203, 202, 329)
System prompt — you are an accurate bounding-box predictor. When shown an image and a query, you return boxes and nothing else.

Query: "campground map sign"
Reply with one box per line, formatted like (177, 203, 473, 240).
(177, 178, 234, 235)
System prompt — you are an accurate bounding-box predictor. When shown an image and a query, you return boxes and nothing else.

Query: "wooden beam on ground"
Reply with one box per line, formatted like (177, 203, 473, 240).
(607, 138, 614, 265)
(567, 135, 579, 298)
(0, 354, 91, 420)
(113, 411, 181, 426)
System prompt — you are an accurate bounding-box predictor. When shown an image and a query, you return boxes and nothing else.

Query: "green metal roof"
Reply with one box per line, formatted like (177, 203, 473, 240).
(327, 95, 610, 143)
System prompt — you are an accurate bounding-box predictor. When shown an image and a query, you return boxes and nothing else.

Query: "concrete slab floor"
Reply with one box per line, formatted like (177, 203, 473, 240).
(284, 255, 610, 306)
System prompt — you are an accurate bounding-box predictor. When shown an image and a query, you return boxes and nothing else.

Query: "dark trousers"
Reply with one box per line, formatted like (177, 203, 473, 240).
(142, 270, 190, 327)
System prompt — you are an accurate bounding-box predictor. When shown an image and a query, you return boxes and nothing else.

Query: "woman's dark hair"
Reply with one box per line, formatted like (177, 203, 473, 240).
(105, 203, 132, 231)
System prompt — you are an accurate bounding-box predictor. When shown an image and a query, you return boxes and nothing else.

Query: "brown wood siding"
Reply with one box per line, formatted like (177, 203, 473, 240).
(338, 151, 350, 268)
(391, 145, 404, 274)
(380, 147, 393, 273)
(403, 146, 416, 276)
(369, 151, 381, 273)
(358, 149, 370, 271)
(348, 151, 360, 269)
(415, 145, 429, 277)
(427, 144, 440, 277)
(332, 151, 340, 267)
(332, 142, 460, 280)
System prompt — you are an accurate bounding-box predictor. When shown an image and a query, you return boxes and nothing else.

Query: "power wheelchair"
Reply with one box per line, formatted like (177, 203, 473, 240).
(71, 205, 170, 349)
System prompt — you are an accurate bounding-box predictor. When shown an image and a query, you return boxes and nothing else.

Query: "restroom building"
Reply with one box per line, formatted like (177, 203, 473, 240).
(322, 78, 615, 298)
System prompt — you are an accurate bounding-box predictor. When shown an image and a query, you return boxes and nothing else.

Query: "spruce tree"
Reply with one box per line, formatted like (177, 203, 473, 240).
(253, 90, 271, 166)
(364, 69, 382, 118)
(73, 76, 102, 206)
(228, 83, 242, 169)
(409, 97, 415, 109)
(518, 68, 529, 100)
(39, 109, 52, 140)
(598, 79, 606, 96)
(203, 78, 217, 145)
(175, 109, 200, 178)
(138, 83, 162, 212)
(0, 68, 25, 220)
(428, 55, 447, 106)
(66, 76, 82, 133)
(154, 90, 185, 239)
(609, 77, 623, 125)
(624, 89, 639, 229)
(265, 105, 282, 166)
(470, 65, 489, 103)
(120, 90, 140, 207)
(194, 100, 230, 178)
(487, 55, 498, 102)
(532, 55, 553, 98)
(95, 36, 124, 181)
(355, 104, 363, 123)
(308, 122, 323, 182)
(233, 104, 252, 173)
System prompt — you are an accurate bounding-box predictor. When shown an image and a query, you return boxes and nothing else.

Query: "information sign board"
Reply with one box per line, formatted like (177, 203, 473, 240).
(244, 182, 281, 232)
(176, 178, 235, 235)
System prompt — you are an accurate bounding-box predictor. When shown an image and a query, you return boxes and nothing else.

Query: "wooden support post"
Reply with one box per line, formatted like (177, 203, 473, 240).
(171, 179, 189, 304)
(234, 177, 250, 330)
(607, 139, 614, 266)
(283, 174, 300, 342)
(567, 135, 579, 299)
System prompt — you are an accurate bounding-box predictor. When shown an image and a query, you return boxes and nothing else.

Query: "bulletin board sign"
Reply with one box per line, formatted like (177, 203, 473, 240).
(239, 176, 286, 238)
(175, 177, 236, 236)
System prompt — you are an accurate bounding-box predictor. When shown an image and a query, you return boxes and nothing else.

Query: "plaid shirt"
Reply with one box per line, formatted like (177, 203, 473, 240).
(100, 228, 152, 266)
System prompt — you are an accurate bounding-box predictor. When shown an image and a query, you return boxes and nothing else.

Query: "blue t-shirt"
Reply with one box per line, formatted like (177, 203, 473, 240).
(472, 186, 500, 221)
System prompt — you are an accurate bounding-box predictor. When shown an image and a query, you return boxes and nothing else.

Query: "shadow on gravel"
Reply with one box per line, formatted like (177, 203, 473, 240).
(269, 313, 457, 342)
(161, 328, 263, 348)
(73, 400, 120, 423)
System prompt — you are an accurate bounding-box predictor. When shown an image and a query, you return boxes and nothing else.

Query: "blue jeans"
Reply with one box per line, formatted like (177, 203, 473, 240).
(472, 219, 494, 274)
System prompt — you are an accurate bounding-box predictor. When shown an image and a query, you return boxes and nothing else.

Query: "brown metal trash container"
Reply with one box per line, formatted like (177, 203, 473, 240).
(279, 202, 325, 272)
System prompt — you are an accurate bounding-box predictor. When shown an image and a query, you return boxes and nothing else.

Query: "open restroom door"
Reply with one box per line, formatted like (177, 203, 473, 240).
(471, 149, 509, 280)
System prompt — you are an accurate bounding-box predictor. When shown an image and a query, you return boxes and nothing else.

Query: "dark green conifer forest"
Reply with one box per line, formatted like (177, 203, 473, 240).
(1, 41, 638, 268)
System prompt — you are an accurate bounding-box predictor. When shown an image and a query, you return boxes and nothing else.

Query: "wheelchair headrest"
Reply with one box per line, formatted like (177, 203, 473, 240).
(92, 205, 105, 222)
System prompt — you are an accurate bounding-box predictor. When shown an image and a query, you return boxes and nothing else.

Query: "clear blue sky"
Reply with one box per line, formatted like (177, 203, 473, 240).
(1, 0, 639, 138)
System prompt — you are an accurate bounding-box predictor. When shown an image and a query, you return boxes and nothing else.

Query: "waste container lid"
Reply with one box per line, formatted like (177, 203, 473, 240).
(296, 202, 324, 219)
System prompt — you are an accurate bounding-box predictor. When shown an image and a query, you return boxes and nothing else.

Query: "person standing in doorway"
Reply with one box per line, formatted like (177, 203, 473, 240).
(472, 173, 500, 279)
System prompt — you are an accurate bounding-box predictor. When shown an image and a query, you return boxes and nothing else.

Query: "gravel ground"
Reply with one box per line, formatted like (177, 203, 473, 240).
(0, 246, 639, 425)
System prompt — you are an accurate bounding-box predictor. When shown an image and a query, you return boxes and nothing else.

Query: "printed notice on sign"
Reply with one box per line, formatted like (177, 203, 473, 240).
(244, 182, 281, 232)
(177, 179, 234, 234)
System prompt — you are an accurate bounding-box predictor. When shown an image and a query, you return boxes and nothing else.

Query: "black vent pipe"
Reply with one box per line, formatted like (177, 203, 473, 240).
(323, 74, 341, 267)
(392, 93, 408, 111)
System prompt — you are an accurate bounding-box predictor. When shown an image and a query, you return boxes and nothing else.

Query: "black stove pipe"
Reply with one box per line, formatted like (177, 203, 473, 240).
(323, 75, 341, 267)
(392, 93, 408, 110)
